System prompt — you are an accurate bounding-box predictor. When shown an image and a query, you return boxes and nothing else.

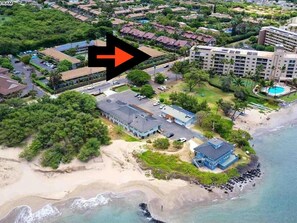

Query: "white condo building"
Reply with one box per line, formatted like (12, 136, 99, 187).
(258, 26, 297, 53)
(189, 45, 297, 81)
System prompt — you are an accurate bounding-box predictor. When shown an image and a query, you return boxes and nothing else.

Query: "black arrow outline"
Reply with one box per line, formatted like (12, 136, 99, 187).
(88, 34, 151, 81)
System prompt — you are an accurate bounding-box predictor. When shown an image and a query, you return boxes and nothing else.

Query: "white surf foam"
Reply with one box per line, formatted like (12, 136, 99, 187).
(70, 194, 111, 211)
(14, 204, 61, 223)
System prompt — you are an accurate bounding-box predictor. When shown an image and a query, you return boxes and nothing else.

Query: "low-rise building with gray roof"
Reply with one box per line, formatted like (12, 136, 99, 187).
(97, 98, 160, 138)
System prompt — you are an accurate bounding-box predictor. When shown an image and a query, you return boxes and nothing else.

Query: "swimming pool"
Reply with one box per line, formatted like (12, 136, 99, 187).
(268, 86, 285, 95)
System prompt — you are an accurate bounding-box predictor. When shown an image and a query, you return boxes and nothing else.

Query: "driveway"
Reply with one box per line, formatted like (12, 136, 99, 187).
(11, 56, 46, 98)
(101, 90, 206, 141)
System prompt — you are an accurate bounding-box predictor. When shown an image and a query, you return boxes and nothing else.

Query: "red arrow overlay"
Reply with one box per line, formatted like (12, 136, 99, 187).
(97, 47, 134, 67)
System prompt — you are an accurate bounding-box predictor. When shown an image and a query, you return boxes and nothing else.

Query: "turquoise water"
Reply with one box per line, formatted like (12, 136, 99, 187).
(138, 19, 149, 24)
(59, 125, 297, 223)
(268, 86, 285, 95)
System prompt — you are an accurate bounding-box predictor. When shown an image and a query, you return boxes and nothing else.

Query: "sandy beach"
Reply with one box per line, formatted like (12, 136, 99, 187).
(234, 102, 297, 136)
(1, 102, 297, 222)
(0, 140, 221, 222)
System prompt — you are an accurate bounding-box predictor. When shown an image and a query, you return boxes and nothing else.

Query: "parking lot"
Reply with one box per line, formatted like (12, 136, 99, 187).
(103, 90, 205, 141)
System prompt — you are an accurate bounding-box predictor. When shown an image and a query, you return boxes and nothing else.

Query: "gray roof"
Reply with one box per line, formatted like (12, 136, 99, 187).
(98, 99, 159, 133)
(194, 139, 234, 161)
(161, 105, 195, 123)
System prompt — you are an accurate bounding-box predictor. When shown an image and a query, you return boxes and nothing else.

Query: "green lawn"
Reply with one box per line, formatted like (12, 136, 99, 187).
(114, 85, 129, 92)
(281, 92, 297, 103)
(195, 83, 234, 106)
(157, 81, 234, 107)
(122, 134, 140, 142)
(137, 150, 240, 185)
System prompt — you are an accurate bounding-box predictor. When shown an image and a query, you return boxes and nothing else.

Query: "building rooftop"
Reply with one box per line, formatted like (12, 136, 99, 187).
(194, 139, 234, 161)
(0, 75, 26, 96)
(98, 99, 159, 133)
(40, 48, 80, 64)
(262, 26, 297, 39)
(162, 105, 195, 123)
(138, 46, 165, 58)
(193, 45, 275, 58)
(61, 67, 105, 81)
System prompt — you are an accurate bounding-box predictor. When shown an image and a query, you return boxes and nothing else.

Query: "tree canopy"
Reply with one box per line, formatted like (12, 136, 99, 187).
(0, 91, 110, 168)
(127, 69, 151, 86)
(0, 5, 93, 54)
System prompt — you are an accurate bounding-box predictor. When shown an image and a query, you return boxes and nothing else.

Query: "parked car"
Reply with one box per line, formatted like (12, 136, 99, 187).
(14, 60, 20, 63)
(164, 64, 169, 68)
(153, 101, 160, 106)
(165, 132, 174, 138)
(158, 86, 167, 91)
(178, 137, 187, 142)
(113, 81, 119, 85)
(159, 104, 165, 109)
(135, 93, 140, 97)
(87, 86, 94, 90)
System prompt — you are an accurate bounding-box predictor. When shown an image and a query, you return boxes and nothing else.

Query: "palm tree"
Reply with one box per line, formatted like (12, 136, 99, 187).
(233, 77, 244, 87)
(49, 70, 62, 92)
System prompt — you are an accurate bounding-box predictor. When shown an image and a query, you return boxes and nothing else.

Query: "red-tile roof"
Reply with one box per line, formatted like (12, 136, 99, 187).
(0, 75, 26, 96)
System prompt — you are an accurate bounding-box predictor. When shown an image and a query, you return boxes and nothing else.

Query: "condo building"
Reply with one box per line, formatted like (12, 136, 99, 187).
(189, 45, 297, 81)
(258, 26, 297, 53)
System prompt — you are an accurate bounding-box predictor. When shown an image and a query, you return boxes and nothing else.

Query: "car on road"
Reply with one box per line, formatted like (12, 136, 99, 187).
(159, 104, 165, 109)
(87, 86, 94, 90)
(13, 71, 21, 75)
(138, 95, 146, 100)
(177, 137, 187, 142)
(158, 86, 167, 91)
(153, 101, 160, 106)
(135, 93, 140, 97)
(165, 132, 174, 138)
(164, 64, 169, 68)
(14, 60, 21, 63)
(113, 81, 120, 85)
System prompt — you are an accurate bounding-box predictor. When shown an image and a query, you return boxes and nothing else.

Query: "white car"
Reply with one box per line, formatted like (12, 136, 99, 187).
(178, 138, 187, 142)
(153, 101, 160, 106)
(87, 86, 94, 90)
(159, 104, 165, 109)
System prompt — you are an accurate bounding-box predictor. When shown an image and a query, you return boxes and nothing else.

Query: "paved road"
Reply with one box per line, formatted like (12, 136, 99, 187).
(11, 57, 46, 98)
(75, 58, 186, 95)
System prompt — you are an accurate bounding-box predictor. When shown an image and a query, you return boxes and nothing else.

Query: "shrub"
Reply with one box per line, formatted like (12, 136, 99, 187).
(78, 138, 101, 162)
(154, 73, 166, 84)
(153, 138, 170, 150)
(173, 140, 183, 150)
(140, 84, 155, 98)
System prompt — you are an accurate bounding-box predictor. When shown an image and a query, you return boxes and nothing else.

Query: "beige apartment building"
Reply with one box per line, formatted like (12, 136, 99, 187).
(189, 45, 297, 81)
(258, 26, 297, 53)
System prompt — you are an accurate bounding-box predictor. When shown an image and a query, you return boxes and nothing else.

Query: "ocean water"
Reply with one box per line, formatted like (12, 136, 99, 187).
(2, 124, 297, 223)
(58, 125, 297, 223)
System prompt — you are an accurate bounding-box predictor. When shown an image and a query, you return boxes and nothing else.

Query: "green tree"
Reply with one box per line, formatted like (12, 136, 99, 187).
(153, 138, 170, 150)
(127, 70, 151, 86)
(49, 70, 62, 90)
(154, 73, 166, 84)
(57, 60, 72, 72)
(20, 55, 31, 64)
(184, 69, 209, 92)
(78, 138, 101, 162)
(217, 99, 233, 116)
(140, 84, 155, 98)
(221, 76, 232, 92)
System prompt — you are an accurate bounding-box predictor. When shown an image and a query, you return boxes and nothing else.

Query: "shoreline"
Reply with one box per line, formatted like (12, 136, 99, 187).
(1, 103, 297, 222)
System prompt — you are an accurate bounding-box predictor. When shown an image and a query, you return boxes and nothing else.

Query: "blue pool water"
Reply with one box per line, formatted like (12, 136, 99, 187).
(138, 19, 149, 24)
(268, 86, 285, 95)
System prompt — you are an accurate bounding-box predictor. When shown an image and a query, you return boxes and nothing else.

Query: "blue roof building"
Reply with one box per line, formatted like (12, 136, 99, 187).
(193, 138, 238, 170)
